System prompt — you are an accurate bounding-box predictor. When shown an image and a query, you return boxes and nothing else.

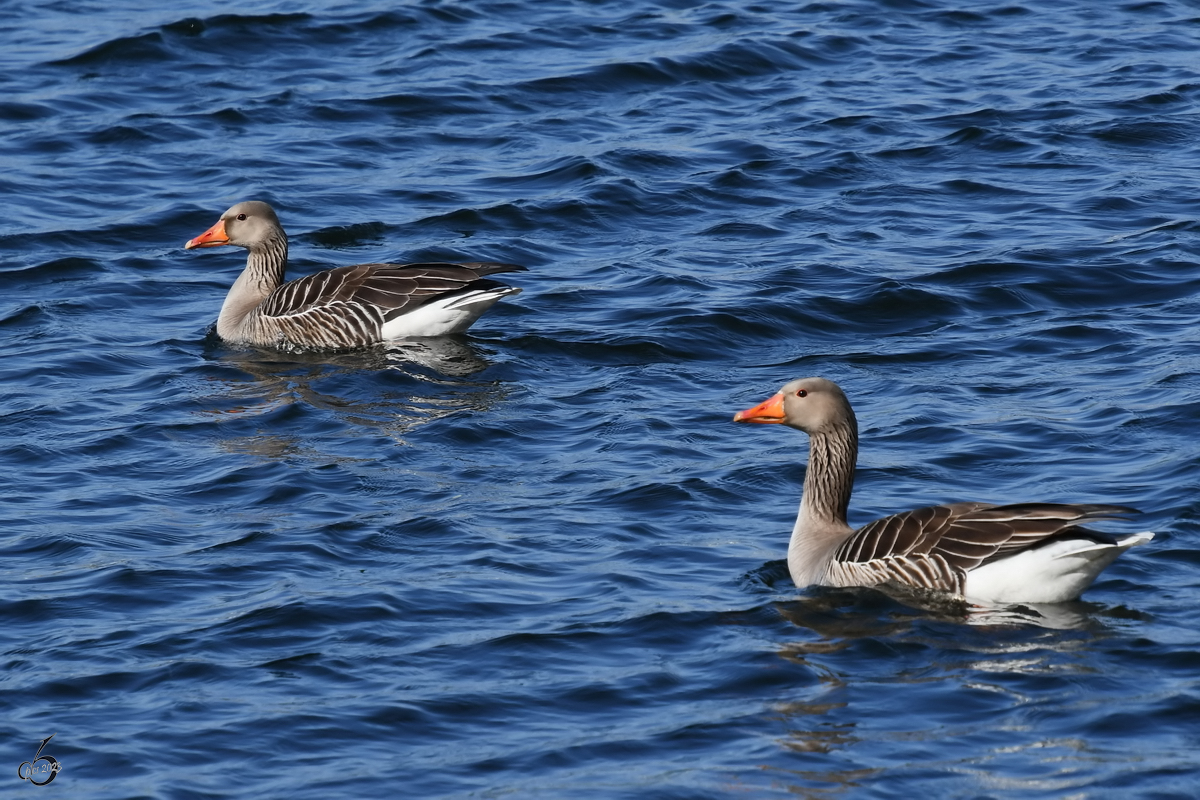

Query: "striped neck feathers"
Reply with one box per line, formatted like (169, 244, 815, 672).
(788, 418, 858, 585)
(218, 232, 289, 338)
(800, 419, 858, 529)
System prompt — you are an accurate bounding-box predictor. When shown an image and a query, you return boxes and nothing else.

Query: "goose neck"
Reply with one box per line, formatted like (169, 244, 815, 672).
(217, 233, 288, 339)
(799, 422, 858, 529)
(787, 421, 858, 586)
(244, 234, 289, 289)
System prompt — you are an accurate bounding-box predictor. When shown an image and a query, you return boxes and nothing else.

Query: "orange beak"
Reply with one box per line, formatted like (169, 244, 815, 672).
(184, 218, 229, 250)
(733, 392, 786, 424)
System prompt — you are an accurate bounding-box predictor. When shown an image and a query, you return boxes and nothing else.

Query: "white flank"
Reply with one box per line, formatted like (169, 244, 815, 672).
(964, 532, 1155, 604)
(380, 287, 521, 338)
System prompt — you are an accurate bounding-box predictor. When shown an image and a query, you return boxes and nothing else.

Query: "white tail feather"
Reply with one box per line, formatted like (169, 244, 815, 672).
(965, 532, 1154, 603)
(380, 287, 521, 338)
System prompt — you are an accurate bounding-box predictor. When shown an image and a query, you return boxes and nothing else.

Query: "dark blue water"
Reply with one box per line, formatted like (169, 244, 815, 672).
(3, 1, 1199, 797)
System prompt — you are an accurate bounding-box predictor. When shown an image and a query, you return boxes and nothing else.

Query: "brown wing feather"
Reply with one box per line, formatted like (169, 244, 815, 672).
(955, 503, 1139, 564)
(837, 502, 987, 564)
(828, 553, 966, 594)
(257, 261, 526, 320)
(835, 502, 1140, 577)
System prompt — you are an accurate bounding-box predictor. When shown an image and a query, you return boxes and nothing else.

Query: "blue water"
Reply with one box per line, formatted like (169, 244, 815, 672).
(2, 1, 1199, 797)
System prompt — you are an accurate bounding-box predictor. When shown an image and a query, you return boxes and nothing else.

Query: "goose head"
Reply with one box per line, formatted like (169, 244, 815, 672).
(184, 201, 284, 251)
(733, 377, 856, 435)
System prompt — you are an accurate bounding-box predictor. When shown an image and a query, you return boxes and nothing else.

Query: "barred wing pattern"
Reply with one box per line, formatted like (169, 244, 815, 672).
(249, 261, 526, 348)
(827, 502, 1140, 593)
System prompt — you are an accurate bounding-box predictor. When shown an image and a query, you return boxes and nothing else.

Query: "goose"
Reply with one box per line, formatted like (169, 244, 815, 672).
(733, 377, 1154, 603)
(184, 201, 525, 350)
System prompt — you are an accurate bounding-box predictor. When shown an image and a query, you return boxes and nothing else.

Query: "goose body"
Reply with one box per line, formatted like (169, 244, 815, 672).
(184, 201, 525, 350)
(733, 378, 1153, 604)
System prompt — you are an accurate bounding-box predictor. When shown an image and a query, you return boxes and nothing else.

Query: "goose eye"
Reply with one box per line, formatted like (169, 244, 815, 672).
(795, 389, 807, 398)
(236, 213, 247, 221)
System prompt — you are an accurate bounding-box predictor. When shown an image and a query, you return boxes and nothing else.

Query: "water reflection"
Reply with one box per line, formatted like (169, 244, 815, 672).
(216, 335, 494, 378)
(961, 601, 1092, 630)
(773, 701, 857, 755)
(768, 580, 1111, 633)
(195, 336, 508, 451)
(380, 337, 493, 377)
(762, 588, 1132, 797)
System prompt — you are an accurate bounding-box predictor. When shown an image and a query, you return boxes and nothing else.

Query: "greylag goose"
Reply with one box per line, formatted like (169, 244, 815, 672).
(733, 377, 1154, 603)
(184, 201, 525, 349)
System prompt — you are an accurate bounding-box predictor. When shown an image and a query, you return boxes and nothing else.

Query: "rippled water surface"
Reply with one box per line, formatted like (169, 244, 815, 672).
(3, 0, 1200, 797)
